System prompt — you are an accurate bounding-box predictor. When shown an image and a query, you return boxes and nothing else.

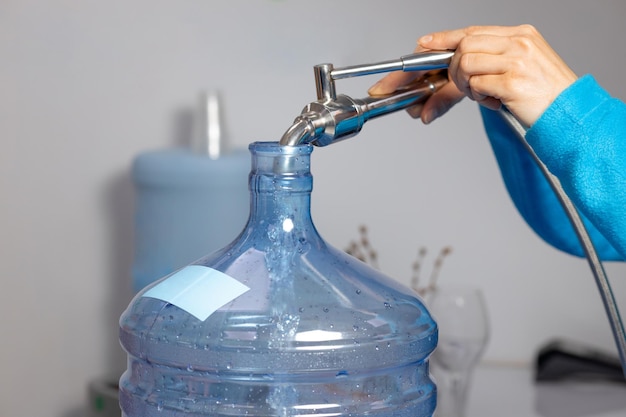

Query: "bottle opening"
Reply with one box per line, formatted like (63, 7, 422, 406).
(249, 141, 313, 177)
(249, 141, 313, 155)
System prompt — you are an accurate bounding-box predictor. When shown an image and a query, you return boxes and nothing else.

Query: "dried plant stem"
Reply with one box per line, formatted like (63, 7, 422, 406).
(410, 247, 428, 295)
(345, 226, 452, 297)
(345, 225, 380, 269)
(427, 246, 452, 292)
(358, 225, 379, 269)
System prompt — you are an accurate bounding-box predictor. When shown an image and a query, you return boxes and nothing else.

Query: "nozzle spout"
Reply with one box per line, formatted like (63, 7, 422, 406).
(279, 116, 317, 147)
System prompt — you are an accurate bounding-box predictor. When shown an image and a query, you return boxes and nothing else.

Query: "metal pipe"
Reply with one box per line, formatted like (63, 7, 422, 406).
(498, 107, 626, 378)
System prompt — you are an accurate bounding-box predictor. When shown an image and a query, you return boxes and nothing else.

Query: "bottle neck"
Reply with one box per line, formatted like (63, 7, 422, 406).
(246, 142, 315, 230)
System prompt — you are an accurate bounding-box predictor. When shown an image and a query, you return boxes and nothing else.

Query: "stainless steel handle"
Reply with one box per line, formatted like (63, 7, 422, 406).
(314, 51, 453, 102)
(330, 50, 454, 80)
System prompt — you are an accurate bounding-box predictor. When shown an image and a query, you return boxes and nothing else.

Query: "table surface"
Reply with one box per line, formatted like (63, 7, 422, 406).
(467, 364, 626, 417)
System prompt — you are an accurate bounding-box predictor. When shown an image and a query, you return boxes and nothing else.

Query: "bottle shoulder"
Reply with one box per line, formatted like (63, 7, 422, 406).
(121, 233, 436, 371)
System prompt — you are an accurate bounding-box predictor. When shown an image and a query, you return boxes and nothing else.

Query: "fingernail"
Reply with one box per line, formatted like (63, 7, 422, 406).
(367, 81, 383, 95)
(407, 104, 423, 119)
(418, 35, 433, 45)
(422, 108, 439, 125)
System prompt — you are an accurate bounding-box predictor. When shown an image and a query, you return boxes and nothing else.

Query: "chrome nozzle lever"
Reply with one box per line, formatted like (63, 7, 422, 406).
(279, 50, 454, 147)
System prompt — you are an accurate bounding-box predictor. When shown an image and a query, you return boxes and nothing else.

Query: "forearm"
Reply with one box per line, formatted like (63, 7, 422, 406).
(480, 87, 625, 260)
(525, 75, 626, 260)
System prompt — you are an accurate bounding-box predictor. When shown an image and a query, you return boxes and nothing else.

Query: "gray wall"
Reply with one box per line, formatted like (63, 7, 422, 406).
(2, 1, 625, 416)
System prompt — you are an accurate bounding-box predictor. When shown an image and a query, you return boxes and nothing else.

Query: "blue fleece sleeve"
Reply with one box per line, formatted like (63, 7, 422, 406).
(481, 75, 626, 260)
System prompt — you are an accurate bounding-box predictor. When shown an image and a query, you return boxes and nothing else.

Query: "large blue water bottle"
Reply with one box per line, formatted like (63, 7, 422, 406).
(119, 141, 438, 416)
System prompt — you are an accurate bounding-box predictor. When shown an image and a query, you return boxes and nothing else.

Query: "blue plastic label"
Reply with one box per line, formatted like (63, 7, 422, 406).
(142, 265, 250, 321)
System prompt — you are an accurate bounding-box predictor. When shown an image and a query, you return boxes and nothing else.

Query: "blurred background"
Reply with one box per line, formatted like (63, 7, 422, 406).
(1, 0, 626, 416)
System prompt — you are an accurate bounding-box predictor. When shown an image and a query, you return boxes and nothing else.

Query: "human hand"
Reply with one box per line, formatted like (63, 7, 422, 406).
(369, 25, 578, 127)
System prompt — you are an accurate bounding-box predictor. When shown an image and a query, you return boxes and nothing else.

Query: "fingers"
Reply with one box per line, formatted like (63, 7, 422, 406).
(368, 70, 419, 96)
(452, 51, 509, 101)
(418, 28, 467, 50)
(416, 24, 577, 126)
(418, 27, 517, 102)
(406, 103, 424, 119)
(419, 25, 537, 50)
(408, 79, 497, 123)
(475, 95, 502, 112)
(420, 25, 536, 102)
(419, 82, 465, 124)
(370, 25, 575, 127)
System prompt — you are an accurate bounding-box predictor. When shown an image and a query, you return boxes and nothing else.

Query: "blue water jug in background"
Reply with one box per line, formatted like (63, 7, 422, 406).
(131, 147, 249, 292)
(119, 141, 438, 416)
(131, 91, 249, 293)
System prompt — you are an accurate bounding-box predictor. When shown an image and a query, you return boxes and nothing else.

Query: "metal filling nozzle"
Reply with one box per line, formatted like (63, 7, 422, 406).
(279, 50, 454, 147)
(277, 50, 626, 379)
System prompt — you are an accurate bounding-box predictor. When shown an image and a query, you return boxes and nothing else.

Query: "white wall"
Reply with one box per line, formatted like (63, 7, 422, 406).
(2, 1, 625, 416)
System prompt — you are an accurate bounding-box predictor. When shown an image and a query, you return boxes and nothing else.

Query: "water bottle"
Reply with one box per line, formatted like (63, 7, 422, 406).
(119, 141, 438, 416)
